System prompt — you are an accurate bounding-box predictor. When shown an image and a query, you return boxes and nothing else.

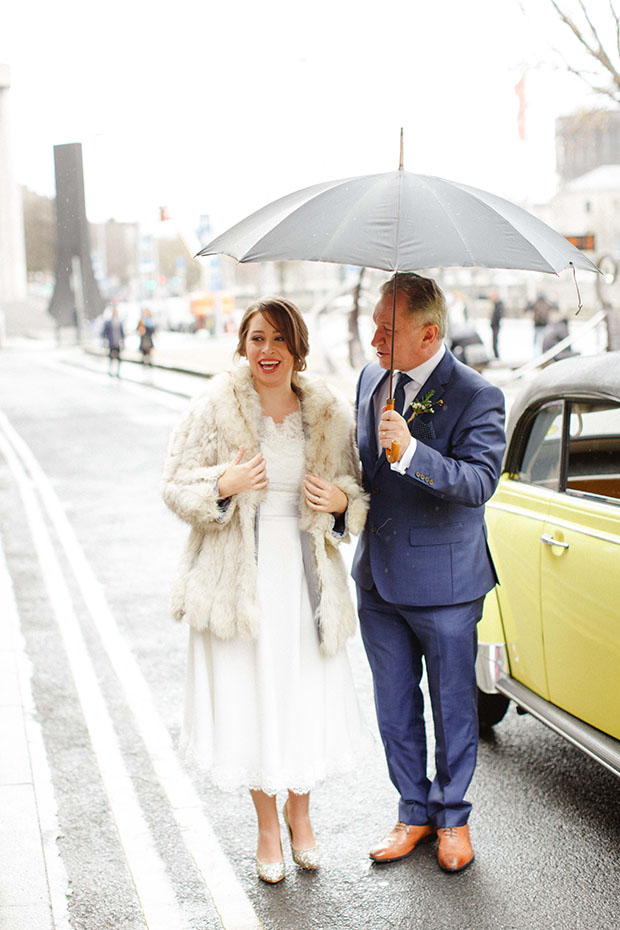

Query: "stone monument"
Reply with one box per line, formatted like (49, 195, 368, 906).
(48, 142, 105, 328)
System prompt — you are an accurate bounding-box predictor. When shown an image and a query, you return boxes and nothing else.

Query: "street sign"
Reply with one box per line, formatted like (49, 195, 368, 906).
(566, 234, 595, 251)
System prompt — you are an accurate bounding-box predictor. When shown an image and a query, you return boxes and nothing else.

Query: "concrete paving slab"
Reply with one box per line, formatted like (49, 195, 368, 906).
(0, 706, 31, 785)
(0, 784, 50, 909)
(0, 904, 53, 930)
(0, 543, 55, 929)
(0, 648, 22, 705)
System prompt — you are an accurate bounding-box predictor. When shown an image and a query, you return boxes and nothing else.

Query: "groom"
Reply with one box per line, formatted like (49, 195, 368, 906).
(352, 273, 506, 872)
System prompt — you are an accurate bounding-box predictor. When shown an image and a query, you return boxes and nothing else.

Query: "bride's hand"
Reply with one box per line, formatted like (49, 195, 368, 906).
(218, 448, 268, 497)
(304, 474, 348, 515)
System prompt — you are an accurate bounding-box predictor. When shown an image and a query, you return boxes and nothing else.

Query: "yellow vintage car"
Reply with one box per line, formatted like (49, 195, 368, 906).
(476, 351, 620, 778)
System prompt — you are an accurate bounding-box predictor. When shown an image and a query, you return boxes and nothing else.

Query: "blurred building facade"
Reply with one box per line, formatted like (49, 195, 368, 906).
(91, 219, 139, 298)
(547, 165, 620, 261)
(556, 110, 620, 184)
(22, 187, 56, 281)
(0, 64, 27, 302)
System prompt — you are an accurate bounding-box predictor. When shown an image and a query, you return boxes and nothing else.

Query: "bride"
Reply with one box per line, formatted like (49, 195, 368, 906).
(162, 296, 369, 883)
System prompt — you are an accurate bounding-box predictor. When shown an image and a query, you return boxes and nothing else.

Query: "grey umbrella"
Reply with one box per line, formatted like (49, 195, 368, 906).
(197, 170, 599, 276)
(197, 144, 600, 459)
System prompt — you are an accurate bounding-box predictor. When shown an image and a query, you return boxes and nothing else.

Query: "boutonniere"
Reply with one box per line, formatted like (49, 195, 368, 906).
(406, 389, 443, 424)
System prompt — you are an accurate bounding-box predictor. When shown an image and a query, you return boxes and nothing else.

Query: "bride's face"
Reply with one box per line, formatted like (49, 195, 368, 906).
(245, 312, 295, 389)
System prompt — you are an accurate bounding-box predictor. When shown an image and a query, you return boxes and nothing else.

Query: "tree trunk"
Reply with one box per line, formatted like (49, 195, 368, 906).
(348, 267, 365, 368)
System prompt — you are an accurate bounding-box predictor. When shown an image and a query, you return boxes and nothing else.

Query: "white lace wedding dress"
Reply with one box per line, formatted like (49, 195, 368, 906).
(181, 410, 369, 794)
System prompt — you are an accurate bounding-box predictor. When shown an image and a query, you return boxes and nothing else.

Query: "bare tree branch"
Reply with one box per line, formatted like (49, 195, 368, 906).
(610, 0, 620, 61)
(548, 0, 620, 100)
(564, 61, 620, 103)
(549, 0, 597, 57)
(576, 0, 620, 83)
(577, 0, 607, 50)
(551, 45, 611, 82)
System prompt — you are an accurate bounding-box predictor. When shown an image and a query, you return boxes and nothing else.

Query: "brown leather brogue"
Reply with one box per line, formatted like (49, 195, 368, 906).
(369, 821, 435, 862)
(436, 825, 474, 872)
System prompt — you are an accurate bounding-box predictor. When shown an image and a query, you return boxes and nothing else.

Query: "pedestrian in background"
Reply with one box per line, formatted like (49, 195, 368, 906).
(528, 294, 552, 354)
(137, 307, 156, 365)
(490, 292, 504, 359)
(162, 297, 369, 884)
(541, 309, 577, 362)
(102, 305, 125, 377)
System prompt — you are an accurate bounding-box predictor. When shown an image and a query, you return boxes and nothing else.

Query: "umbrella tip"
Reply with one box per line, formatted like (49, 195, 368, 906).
(399, 127, 404, 171)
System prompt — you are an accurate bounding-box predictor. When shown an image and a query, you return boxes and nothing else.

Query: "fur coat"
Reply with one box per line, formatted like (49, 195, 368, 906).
(162, 365, 369, 657)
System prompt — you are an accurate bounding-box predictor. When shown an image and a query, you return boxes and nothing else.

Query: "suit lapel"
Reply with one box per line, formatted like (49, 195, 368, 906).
(358, 365, 389, 475)
(408, 349, 454, 438)
(359, 350, 454, 474)
(415, 347, 454, 402)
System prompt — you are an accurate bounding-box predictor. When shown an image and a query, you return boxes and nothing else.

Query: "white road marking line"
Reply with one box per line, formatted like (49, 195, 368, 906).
(0, 540, 72, 930)
(0, 427, 187, 930)
(0, 412, 264, 930)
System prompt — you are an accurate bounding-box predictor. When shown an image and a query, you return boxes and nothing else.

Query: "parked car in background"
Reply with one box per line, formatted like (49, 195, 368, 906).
(448, 321, 490, 370)
(476, 352, 620, 778)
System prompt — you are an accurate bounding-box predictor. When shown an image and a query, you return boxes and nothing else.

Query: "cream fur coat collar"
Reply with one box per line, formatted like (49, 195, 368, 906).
(162, 365, 368, 656)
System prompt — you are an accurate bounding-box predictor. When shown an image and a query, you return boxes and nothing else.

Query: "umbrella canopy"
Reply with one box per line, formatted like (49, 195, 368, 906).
(197, 169, 600, 276)
(197, 161, 600, 464)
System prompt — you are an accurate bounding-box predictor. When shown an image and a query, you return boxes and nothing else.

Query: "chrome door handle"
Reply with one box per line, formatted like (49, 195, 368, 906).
(540, 533, 569, 549)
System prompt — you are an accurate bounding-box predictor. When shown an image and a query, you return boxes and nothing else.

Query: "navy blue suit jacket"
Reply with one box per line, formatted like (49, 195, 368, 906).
(352, 348, 506, 606)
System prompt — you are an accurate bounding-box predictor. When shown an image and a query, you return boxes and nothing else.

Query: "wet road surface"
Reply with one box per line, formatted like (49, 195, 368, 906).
(1, 342, 619, 930)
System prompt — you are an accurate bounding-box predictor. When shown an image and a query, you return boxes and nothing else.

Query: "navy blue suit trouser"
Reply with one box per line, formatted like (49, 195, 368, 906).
(357, 584, 483, 828)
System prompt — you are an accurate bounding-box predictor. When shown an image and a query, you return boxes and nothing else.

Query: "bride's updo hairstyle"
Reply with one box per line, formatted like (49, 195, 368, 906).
(236, 297, 310, 373)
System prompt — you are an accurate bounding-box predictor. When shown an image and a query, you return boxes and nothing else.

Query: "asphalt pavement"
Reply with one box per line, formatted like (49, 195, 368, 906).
(1, 328, 619, 930)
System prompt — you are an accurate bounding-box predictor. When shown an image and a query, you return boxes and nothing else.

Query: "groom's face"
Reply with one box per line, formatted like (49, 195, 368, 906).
(371, 292, 438, 371)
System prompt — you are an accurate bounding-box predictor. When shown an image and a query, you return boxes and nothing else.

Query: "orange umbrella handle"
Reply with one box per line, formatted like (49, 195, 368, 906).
(383, 398, 401, 464)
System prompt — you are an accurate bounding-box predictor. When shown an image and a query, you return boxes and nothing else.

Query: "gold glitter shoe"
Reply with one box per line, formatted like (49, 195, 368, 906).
(283, 801, 320, 871)
(256, 856, 285, 884)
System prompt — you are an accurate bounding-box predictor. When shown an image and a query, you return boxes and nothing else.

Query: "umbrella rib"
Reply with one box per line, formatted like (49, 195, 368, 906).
(411, 176, 477, 267)
(415, 177, 562, 271)
(237, 189, 352, 263)
(199, 177, 355, 263)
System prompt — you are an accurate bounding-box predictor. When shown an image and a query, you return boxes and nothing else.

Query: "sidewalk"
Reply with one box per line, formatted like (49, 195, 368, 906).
(84, 329, 364, 401)
(0, 541, 61, 930)
(81, 332, 530, 423)
(83, 325, 528, 396)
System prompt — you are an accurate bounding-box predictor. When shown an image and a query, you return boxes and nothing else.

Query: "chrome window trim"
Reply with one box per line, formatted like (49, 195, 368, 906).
(542, 512, 620, 546)
(489, 499, 620, 546)
(565, 487, 620, 509)
(487, 499, 552, 521)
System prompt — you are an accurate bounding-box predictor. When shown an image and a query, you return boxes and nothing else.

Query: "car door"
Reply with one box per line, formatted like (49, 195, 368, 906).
(541, 400, 620, 740)
(487, 400, 565, 698)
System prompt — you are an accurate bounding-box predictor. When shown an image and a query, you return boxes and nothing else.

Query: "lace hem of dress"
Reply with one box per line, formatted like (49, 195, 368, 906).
(180, 739, 373, 796)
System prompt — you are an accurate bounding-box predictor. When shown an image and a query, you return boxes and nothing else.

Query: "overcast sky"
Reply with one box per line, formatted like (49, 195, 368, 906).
(1, 0, 602, 235)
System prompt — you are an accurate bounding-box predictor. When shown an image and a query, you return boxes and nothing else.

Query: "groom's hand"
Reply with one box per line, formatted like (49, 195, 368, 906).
(379, 408, 411, 461)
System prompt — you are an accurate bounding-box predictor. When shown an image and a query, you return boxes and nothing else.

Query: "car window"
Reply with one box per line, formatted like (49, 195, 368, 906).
(566, 402, 620, 502)
(517, 401, 564, 489)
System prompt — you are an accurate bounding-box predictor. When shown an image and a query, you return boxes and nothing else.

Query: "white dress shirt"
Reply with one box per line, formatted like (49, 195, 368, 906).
(373, 342, 446, 473)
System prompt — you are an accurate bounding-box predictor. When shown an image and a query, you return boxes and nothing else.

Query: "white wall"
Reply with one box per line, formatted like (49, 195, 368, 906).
(0, 64, 27, 303)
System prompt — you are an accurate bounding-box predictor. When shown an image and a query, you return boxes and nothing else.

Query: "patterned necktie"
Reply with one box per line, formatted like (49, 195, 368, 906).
(393, 372, 412, 417)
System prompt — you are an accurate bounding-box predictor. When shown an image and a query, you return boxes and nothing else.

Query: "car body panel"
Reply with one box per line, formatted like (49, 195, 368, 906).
(476, 586, 504, 645)
(477, 351, 620, 770)
(541, 494, 620, 739)
(485, 478, 550, 698)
